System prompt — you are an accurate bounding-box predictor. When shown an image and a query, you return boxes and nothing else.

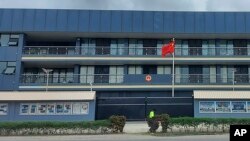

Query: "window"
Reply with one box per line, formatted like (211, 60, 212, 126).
(215, 101, 231, 113)
(0, 34, 19, 47)
(0, 61, 16, 75)
(20, 104, 29, 115)
(248, 102, 250, 113)
(232, 102, 247, 113)
(143, 39, 157, 55)
(47, 103, 55, 114)
(29, 103, 37, 114)
(143, 65, 157, 74)
(0, 103, 8, 115)
(20, 102, 89, 115)
(199, 101, 215, 113)
(94, 66, 109, 83)
(234, 39, 247, 55)
(128, 66, 142, 74)
(95, 39, 111, 55)
(188, 40, 202, 56)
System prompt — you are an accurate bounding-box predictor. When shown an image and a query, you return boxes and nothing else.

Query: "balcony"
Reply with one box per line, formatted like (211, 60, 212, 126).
(22, 46, 250, 57)
(19, 74, 250, 85)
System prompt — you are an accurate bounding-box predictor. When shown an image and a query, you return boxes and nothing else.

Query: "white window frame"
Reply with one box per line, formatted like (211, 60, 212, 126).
(37, 103, 47, 115)
(47, 103, 56, 115)
(199, 101, 216, 113)
(29, 103, 38, 115)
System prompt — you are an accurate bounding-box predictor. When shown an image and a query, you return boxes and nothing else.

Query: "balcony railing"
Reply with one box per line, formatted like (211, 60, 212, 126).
(20, 74, 250, 85)
(22, 46, 250, 56)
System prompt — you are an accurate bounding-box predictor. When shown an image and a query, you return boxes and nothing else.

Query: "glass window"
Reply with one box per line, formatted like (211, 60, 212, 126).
(0, 62, 7, 73)
(37, 104, 47, 114)
(47, 103, 55, 114)
(232, 102, 247, 113)
(216, 101, 231, 113)
(20, 104, 29, 115)
(72, 103, 81, 114)
(199, 101, 215, 113)
(63, 103, 72, 114)
(4, 67, 15, 74)
(56, 103, 64, 114)
(7, 62, 16, 67)
(29, 103, 37, 114)
(0, 103, 8, 115)
(80, 103, 89, 114)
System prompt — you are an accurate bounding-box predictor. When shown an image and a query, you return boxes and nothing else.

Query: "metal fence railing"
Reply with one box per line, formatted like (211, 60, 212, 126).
(22, 46, 250, 56)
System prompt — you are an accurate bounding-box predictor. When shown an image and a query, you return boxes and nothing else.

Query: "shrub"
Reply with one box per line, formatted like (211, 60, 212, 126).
(109, 115, 126, 133)
(157, 114, 170, 133)
(147, 117, 159, 133)
(0, 120, 111, 130)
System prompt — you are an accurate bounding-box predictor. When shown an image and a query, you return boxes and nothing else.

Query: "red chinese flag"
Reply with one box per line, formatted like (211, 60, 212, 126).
(161, 40, 175, 57)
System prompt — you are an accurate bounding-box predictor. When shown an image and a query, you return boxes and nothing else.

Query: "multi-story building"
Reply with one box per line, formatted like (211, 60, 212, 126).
(0, 9, 250, 121)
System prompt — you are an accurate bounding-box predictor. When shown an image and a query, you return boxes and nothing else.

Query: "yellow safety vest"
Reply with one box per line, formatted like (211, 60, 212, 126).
(149, 111, 154, 118)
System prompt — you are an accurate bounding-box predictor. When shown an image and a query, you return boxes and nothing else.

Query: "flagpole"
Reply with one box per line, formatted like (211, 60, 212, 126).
(172, 52, 175, 97)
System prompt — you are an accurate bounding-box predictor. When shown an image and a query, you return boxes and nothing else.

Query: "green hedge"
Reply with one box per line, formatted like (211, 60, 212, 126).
(0, 120, 111, 130)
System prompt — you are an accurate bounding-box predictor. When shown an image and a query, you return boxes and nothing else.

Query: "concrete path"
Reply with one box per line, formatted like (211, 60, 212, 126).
(124, 121, 161, 133)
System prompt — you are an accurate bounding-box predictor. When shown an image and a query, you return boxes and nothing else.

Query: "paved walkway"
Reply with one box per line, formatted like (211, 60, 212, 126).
(124, 121, 162, 133)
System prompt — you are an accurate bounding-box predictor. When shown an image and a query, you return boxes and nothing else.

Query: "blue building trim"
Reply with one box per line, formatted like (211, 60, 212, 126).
(0, 9, 250, 33)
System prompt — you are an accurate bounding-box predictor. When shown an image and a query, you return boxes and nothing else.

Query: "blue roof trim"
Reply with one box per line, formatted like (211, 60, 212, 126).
(0, 9, 250, 33)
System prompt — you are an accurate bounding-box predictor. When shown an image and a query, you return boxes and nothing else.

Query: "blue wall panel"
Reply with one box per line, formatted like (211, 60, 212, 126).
(143, 12, 153, 32)
(78, 11, 89, 32)
(1, 9, 250, 34)
(0, 9, 12, 31)
(133, 12, 143, 32)
(45, 10, 57, 31)
(22, 9, 35, 31)
(34, 10, 46, 31)
(246, 13, 250, 33)
(89, 11, 100, 32)
(122, 11, 132, 32)
(111, 11, 121, 32)
(153, 12, 163, 33)
(56, 10, 67, 31)
(164, 12, 174, 33)
(174, 12, 185, 33)
(215, 12, 225, 33)
(67, 10, 79, 31)
(235, 13, 245, 33)
(195, 12, 205, 33)
(225, 12, 235, 33)
(184, 12, 194, 33)
(100, 11, 111, 32)
(12, 9, 23, 31)
(205, 13, 215, 33)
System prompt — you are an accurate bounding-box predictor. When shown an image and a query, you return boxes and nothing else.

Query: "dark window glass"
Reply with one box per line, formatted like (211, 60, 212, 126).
(188, 40, 202, 55)
(235, 65, 249, 83)
(233, 40, 247, 55)
(94, 66, 110, 83)
(189, 65, 203, 83)
(143, 39, 157, 55)
(96, 39, 111, 55)
(143, 65, 157, 74)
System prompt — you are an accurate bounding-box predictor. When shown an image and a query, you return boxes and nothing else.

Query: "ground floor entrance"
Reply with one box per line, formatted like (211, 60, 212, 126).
(96, 91, 194, 120)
